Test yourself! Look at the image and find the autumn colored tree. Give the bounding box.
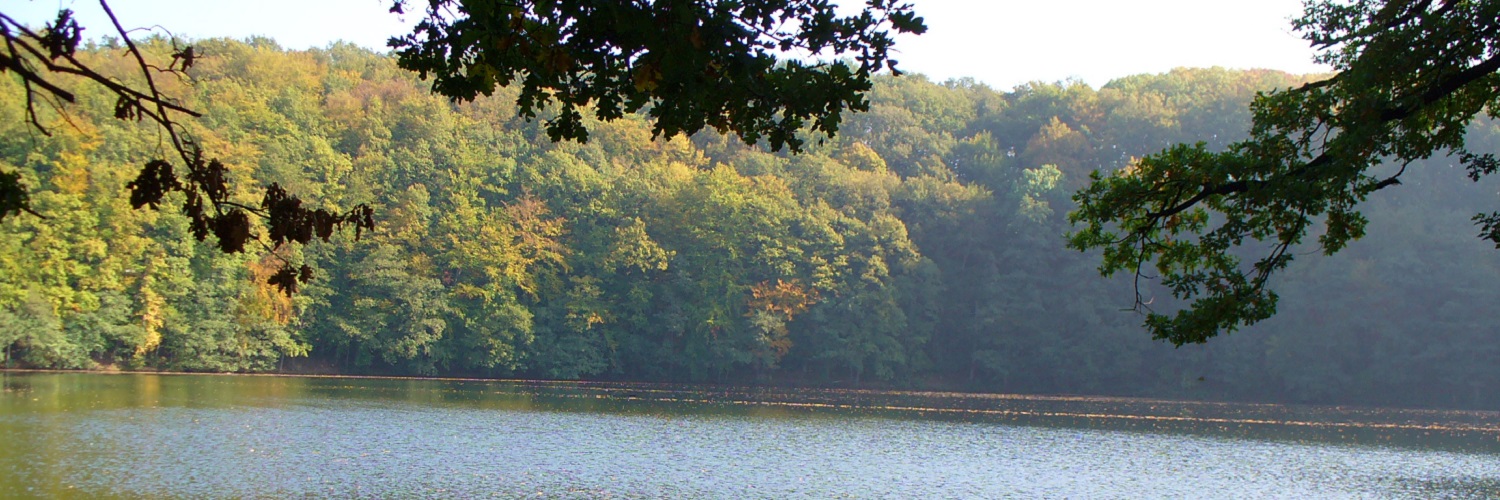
[2,0,924,292]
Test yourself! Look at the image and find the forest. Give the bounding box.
[3,38,1499,410]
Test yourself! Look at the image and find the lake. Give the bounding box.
[3,372,1499,498]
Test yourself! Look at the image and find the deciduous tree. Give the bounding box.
[2,0,924,291]
[1070,0,1500,344]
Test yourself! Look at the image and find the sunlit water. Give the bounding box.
[3,373,1499,498]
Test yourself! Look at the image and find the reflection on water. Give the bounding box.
[2,372,1499,498]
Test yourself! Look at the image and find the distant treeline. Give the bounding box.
[3,39,1498,410]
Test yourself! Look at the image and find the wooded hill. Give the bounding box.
[4,39,1498,410]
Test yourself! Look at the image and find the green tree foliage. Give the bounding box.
[3,0,923,293]
[4,40,1500,410]
[1070,0,1500,344]
[0,9,376,296]
[389,0,927,151]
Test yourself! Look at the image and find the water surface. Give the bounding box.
[3,372,1499,498]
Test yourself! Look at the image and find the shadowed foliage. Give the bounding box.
[1070,0,1500,344]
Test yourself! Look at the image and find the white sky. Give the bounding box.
[10,0,1330,91]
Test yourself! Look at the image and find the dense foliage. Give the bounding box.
[4,40,1499,410]
[390,0,926,151]
[1070,0,1500,344]
[4,0,921,295]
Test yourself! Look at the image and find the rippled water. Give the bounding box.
[3,373,1499,498]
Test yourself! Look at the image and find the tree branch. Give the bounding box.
[1379,52,1500,122]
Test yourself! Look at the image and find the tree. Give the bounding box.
[0,5,373,293]
[1,0,925,291]
[1069,0,1500,345]
[389,0,927,152]
[9,36,1500,406]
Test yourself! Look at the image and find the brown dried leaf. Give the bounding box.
[212,208,252,253]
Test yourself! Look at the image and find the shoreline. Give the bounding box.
[8,368,1500,440]
[6,366,1500,417]
[0,366,1169,402]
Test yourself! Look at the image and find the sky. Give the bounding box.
[11,0,1330,91]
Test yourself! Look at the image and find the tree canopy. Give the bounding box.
[7,44,1500,408]
[1,0,924,291]
[389,0,926,151]
[1069,0,1500,345]
[1,5,375,292]
[6,0,1500,368]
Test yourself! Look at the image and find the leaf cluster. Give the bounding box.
[388,0,925,152]
[1069,0,1500,344]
